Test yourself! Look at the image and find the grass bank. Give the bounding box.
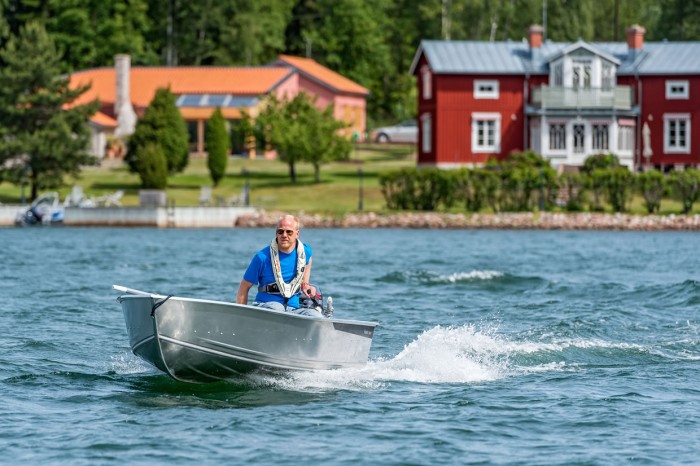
[0,144,416,214]
[1,143,697,215]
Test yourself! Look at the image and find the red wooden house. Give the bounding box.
[410,25,700,171]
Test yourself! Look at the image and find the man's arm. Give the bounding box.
[236,279,254,304]
[301,257,316,297]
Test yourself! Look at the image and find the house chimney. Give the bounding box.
[114,54,137,137]
[626,25,646,50]
[528,25,543,49]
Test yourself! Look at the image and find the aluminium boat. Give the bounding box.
[114,285,378,383]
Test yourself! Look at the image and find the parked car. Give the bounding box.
[371,119,417,143]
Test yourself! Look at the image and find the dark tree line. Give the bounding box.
[0,0,699,126]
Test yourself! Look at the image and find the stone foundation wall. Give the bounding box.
[236,211,700,231]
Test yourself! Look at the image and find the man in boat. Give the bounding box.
[236,214,331,318]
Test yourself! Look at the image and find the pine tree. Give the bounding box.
[0,21,98,201]
[126,87,189,174]
[205,108,229,186]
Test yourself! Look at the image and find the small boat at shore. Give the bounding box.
[15,192,64,226]
[113,285,378,383]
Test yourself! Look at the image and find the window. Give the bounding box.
[421,113,432,153]
[549,123,566,150]
[421,66,432,100]
[618,125,635,152]
[573,124,585,153]
[474,80,499,99]
[664,114,690,153]
[666,80,689,100]
[471,113,501,152]
[553,63,563,87]
[602,63,614,89]
[572,60,592,89]
[592,124,609,151]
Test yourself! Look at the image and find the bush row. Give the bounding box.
[380,152,700,214]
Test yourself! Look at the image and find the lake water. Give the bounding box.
[1,227,699,465]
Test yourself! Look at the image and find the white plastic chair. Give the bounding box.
[104,190,124,207]
[199,186,212,206]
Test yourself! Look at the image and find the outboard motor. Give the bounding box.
[299,285,334,318]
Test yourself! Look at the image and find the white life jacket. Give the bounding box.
[269,237,306,299]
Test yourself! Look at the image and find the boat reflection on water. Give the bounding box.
[114,285,378,384]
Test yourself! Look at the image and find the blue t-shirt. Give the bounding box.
[243,242,312,308]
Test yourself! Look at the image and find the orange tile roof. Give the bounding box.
[90,111,117,128]
[276,55,369,95]
[70,67,294,109]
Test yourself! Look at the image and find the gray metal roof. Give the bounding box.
[412,39,700,76]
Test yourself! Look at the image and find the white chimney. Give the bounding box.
[114,54,137,137]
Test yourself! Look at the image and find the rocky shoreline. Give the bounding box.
[235,211,700,231]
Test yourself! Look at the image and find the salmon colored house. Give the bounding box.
[411,25,700,171]
[70,55,369,159]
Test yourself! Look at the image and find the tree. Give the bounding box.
[256,92,349,183]
[127,87,189,175]
[305,104,351,182]
[670,169,700,214]
[0,21,98,201]
[600,166,633,212]
[584,153,620,211]
[137,143,168,189]
[636,169,666,213]
[300,0,394,123]
[205,108,229,186]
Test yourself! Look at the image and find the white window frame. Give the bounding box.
[553,63,563,87]
[601,63,615,89]
[474,80,499,99]
[573,123,586,153]
[421,65,432,100]
[617,125,635,153]
[421,113,432,153]
[665,80,689,100]
[548,122,567,151]
[592,123,609,151]
[471,112,501,153]
[664,113,691,154]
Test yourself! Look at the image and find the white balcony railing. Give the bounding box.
[531,86,634,110]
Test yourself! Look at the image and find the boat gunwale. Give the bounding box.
[116,293,380,328]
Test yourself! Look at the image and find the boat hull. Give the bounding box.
[118,293,377,383]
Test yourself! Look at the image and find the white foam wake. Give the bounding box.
[433,270,503,283]
[260,325,514,391]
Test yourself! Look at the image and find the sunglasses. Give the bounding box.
[276,229,296,236]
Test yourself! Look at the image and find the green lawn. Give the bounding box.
[0,144,417,214]
[1,144,697,215]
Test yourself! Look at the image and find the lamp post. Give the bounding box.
[539,167,545,212]
[358,168,364,211]
[20,164,28,204]
[241,168,250,206]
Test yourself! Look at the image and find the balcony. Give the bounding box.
[531,85,634,110]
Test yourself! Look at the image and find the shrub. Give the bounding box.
[582,153,619,175]
[599,167,633,212]
[137,143,168,189]
[636,170,666,214]
[205,108,229,186]
[559,171,586,212]
[499,151,557,211]
[670,169,700,214]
